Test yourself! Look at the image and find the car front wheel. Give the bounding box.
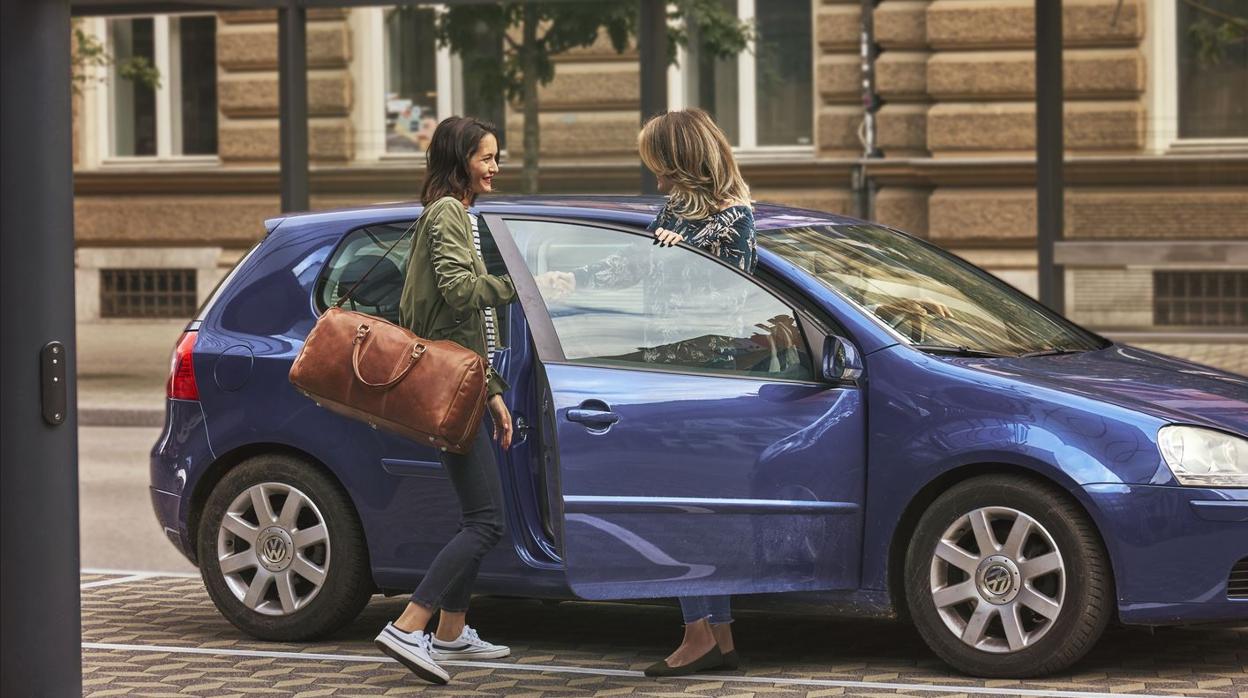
[198,453,373,641]
[904,475,1113,677]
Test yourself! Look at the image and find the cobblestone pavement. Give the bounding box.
[81,573,1247,698]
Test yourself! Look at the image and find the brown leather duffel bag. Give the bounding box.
[288,222,487,454]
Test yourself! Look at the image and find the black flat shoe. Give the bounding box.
[643,646,724,677]
[719,649,741,670]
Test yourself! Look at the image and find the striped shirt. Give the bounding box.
[468,214,497,366]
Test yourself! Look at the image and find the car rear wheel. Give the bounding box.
[904,475,1112,677]
[198,454,373,641]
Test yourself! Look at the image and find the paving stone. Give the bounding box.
[81,573,1246,696]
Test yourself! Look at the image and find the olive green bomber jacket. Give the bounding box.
[398,196,517,397]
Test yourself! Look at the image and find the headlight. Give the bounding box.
[1157,425,1248,487]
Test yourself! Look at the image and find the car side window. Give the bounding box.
[315,218,511,348]
[506,219,814,381]
[316,221,414,324]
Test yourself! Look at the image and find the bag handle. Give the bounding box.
[334,216,421,309]
[351,324,427,389]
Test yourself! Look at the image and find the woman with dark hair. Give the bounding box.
[373,116,515,685]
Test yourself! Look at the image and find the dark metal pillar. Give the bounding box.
[1035,0,1065,312]
[852,0,883,221]
[1,0,83,695]
[279,1,309,212]
[638,0,668,195]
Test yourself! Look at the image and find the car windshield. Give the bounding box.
[757,224,1107,356]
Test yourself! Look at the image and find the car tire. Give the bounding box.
[904,475,1112,678]
[198,453,374,641]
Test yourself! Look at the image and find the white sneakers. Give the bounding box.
[431,625,511,661]
[374,623,449,685]
[375,623,510,684]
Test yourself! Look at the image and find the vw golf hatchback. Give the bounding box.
[152,197,1248,677]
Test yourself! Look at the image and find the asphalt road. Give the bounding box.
[79,425,197,574]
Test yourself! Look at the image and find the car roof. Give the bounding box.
[265,195,866,234]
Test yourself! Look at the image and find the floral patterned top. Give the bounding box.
[647,201,758,274]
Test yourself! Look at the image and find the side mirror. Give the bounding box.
[822,335,863,383]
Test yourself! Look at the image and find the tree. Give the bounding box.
[428,1,752,194]
[72,25,161,95]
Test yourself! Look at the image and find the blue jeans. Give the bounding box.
[679,595,732,624]
[409,424,506,613]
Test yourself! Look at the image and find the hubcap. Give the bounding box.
[929,507,1065,654]
[976,555,1021,604]
[257,527,294,572]
[217,482,331,616]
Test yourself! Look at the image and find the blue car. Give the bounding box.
[152,197,1248,677]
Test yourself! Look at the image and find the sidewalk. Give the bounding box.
[1129,341,1248,376]
[76,321,1247,428]
[78,571,1248,698]
[78,320,185,427]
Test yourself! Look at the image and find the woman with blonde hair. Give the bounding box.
[528,108,757,675]
[642,108,756,274]
[640,108,754,676]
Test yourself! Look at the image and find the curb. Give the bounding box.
[79,407,164,427]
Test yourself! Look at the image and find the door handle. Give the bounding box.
[511,413,531,446]
[566,400,620,427]
[566,409,620,426]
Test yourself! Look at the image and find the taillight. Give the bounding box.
[167,331,199,400]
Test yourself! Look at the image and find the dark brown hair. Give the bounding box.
[420,116,500,206]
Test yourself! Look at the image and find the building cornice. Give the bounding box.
[73,154,1248,196]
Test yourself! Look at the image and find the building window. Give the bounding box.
[674,0,813,150]
[109,18,157,156]
[385,7,440,153]
[1154,271,1248,327]
[1176,0,1248,139]
[101,269,198,318]
[357,6,506,158]
[105,15,218,158]
[1149,1,1248,150]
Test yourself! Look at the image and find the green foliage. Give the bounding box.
[429,1,753,103]
[72,26,161,95]
[117,56,161,91]
[1182,0,1247,67]
[397,2,752,193]
[667,0,753,66]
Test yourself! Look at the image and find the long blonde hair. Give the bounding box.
[638,108,751,220]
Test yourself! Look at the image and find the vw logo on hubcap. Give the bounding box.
[263,538,285,564]
[976,555,1021,604]
[256,527,294,572]
[983,566,1012,595]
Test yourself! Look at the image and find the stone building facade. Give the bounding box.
[72,0,1247,337]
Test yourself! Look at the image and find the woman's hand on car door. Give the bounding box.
[488,394,513,450]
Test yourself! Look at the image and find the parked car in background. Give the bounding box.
[152,197,1248,677]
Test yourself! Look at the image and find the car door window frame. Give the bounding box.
[754,266,855,371]
[486,214,831,387]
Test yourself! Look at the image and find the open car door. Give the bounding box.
[486,214,867,600]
